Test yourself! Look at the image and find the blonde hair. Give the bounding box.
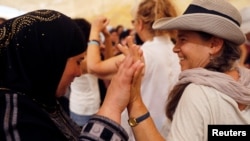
[136,0,177,37]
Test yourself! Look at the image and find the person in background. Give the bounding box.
[69,18,102,127]
[69,17,116,127]
[107,27,121,56]
[109,28,119,46]
[119,29,134,46]
[239,6,250,68]
[116,24,124,37]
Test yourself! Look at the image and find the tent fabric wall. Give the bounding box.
[0,0,249,28]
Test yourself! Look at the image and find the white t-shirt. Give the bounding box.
[69,74,101,115]
[162,83,250,141]
[121,35,181,140]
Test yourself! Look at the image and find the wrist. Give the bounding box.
[88,39,100,46]
[90,28,101,34]
[97,103,122,124]
[90,29,101,40]
[128,111,150,127]
[127,98,148,120]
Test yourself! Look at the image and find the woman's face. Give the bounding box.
[173,30,212,71]
[56,52,85,97]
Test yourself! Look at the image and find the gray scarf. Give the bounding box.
[176,67,250,105]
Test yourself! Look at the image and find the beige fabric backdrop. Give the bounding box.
[0,0,249,28]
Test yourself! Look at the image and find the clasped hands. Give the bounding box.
[98,35,144,121]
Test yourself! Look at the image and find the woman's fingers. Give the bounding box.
[117,43,129,56]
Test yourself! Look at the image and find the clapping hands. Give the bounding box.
[97,37,144,123]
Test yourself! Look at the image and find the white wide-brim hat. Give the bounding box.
[152,0,246,46]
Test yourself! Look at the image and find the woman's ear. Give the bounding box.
[137,19,144,31]
[210,37,224,55]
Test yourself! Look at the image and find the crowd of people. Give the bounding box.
[0,0,250,141]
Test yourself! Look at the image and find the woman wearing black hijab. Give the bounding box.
[0,10,86,141]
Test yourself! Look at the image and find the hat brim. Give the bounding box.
[153,13,246,45]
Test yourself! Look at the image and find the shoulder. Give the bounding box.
[182,83,228,102]
[181,83,207,100]
[167,84,210,141]
[178,83,216,109]
[182,83,219,97]
[178,83,230,114]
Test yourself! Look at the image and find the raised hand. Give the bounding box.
[97,46,144,123]
[91,16,109,34]
[117,36,144,104]
[117,36,143,59]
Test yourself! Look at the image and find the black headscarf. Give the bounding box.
[0,10,86,107]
